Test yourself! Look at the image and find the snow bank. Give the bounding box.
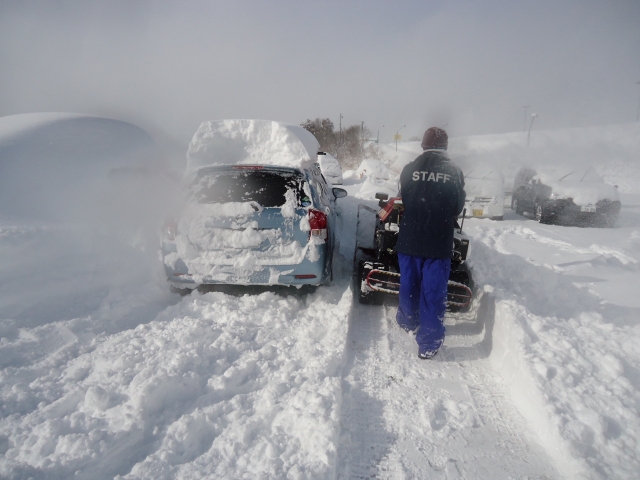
[351,159,398,201]
[0,244,351,479]
[186,120,320,171]
[355,158,390,180]
[354,176,399,202]
[468,222,640,479]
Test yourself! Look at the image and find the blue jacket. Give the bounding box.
[396,149,465,258]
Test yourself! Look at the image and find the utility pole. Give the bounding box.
[395,125,406,152]
[376,125,384,156]
[360,121,365,157]
[523,105,530,132]
[339,113,343,159]
[636,81,640,121]
[527,113,538,147]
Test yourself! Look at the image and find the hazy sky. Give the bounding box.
[1,0,640,151]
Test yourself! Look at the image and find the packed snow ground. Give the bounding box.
[1,120,640,478]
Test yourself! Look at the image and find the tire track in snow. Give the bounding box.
[337,294,560,479]
[337,303,395,480]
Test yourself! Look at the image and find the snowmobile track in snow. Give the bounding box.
[337,293,560,479]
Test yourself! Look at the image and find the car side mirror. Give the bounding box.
[333,188,347,199]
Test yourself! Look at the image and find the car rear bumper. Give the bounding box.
[543,199,620,226]
[462,201,504,219]
[163,244,330,287]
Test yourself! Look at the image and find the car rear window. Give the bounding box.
[190,170,304,207]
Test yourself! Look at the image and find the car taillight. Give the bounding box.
[165,217,177,240]
[308,209,327,242]
[232,165,264,170]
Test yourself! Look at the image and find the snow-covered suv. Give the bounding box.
[162,119,347,291]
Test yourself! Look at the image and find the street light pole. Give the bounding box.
[527,113,538,147]
[523,105,530,132]
[395,125,406,152]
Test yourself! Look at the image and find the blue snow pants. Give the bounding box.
[396,253,450,354]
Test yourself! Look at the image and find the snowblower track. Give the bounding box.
[337,294,560,479]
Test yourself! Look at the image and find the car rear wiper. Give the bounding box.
[580,167,592,182]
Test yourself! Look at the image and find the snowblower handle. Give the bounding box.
[459,208,466,234]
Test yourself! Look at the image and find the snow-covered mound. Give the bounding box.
[354,176,398,202]
[186,120,320,171]
[0,113,162,221]
[351,159,398,201]
[355,158,390,180]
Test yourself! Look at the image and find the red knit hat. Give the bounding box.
[421,127,448,150]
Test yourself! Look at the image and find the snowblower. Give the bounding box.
[354,193,473,310]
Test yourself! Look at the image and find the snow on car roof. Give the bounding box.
[186,119,320,172]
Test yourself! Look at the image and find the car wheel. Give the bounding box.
[604,215,617,228]
[535,203,552,224]
[511,196,523,215]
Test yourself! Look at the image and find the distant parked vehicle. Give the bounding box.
[511,166,620,227]
[317,151,343,184]
[462,168,504,220]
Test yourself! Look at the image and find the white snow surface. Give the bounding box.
[186,120,320,171]
[2,120,640,479]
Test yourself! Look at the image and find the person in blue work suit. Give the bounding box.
[395,127,466,359]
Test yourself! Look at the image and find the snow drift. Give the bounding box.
[0,113,165,222]
[186,120,320,172]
